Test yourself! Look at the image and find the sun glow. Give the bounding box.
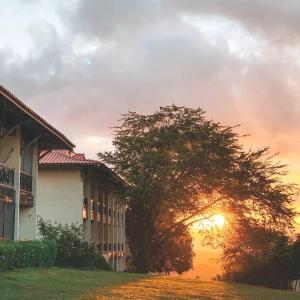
[192,214,226,231]
[213,214,225,227]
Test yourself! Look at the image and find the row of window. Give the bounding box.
[83,197,124,225]
[97,242,124,253]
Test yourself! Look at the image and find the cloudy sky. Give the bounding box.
[2,0,300,197]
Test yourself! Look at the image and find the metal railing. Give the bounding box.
[20,171,33,207]
[20,171,32,193]
[0,163,14,187]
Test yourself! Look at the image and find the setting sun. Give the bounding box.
[192,214,226,231]
[213,214,225,227]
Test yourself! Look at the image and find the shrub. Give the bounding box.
[0,242,17,271]
[96,254,112,271]
[15,240,57,268]
[38,218,111,271]
[0,240,57,272]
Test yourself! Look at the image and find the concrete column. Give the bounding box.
[112,193,115,270]
[13,157,21,241]
[13,127,21,241]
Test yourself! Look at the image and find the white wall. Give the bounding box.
[37,168,83,227]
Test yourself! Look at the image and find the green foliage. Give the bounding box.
[0,241,17,271]
[38,218,111,271]
[95,255,112,271]
[0,240,56,272]
[220,227,294,289]
[290,234,300,280]
[99,105,296,273]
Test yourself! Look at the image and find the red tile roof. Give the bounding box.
[40,150,98,165]
[40,150,127,185]
[0,85,75,149]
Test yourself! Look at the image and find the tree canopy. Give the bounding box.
[99,105,296,273]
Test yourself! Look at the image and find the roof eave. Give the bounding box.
[0,86,75,150]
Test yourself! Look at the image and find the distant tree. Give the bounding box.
[99,105,296,273]
[221,226,293,289]
[290,234,300,281]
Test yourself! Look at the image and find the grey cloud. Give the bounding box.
[165,0,300,45]
[67,0,164,40]
[2,0,300,162]
[66,0,300,45]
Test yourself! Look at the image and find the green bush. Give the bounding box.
[96,255,112,271]
[0,242,17,271]
[38,218,112,271]
[0,240,57,272]
[15,240,57,268]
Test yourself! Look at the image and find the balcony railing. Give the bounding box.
[20,172,33,207]
[0,163,14,188]
[20,171,32,193]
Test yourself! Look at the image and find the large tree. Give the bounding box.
[99,105,296,273]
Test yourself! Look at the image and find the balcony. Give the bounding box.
[20,171,33,207]
[0,163,14,188]
[20,171,32,192]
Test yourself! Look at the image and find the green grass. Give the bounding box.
[82,277,300,300]
[0,268,299,300]
[0,268,145,300]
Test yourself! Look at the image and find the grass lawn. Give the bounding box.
[0,268,299,300]
[0,268,145,300]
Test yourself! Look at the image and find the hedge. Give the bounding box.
[0,240,57,272]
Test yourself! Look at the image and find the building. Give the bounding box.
[0,85,74,241]
[37,150,126,271]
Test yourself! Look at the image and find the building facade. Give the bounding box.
[0,85,74,241]
[37,150,126,271]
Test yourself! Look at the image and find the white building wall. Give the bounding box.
[36,168,83,227]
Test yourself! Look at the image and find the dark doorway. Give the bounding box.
[0,187,15,240]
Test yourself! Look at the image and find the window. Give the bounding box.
[21,134,33,175]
